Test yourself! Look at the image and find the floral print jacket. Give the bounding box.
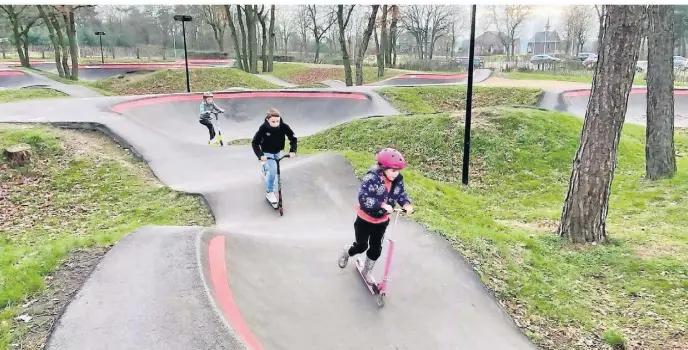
[358,167,411,219]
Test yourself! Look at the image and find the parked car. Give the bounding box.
[577,52,596,61]
[582,54,598,69]
[453,56,483,69]
[673,56,686,70]
[530,54,561,65]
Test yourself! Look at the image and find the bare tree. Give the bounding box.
[377,5,388,77]
[356,5,379,85]
[387,5,399,67]
[487,5,532,60]
[256,5,269,72]
[1,5,40,68]
[268,5,275,72]
[561,6,595,54]
[36,5,63,76]
[337,5,356,86]
[236,5,250,71]
[202,5,227,51]
[400,5,452,60]
[275,6,293,56]
[645,5,677,179]
[295,6,309,59]
[447,6,467,58]
[224,5,244,71]
[305,5,337,63]
[558,5,647,244]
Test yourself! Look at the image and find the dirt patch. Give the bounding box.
[111,70,155,83]
[285,68,342,84]
[497,219,559,233]
[9,246,111,350]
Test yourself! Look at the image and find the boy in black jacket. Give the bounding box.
[251,108,297,204]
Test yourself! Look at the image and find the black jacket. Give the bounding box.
[251,120,297,158]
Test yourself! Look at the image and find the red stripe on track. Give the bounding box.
[208,235,264,350]
[0,70,25,76]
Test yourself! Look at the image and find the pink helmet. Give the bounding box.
[376,148,406,169]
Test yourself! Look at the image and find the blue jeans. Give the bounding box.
[263,152,280,193]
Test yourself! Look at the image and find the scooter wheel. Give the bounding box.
[376,293,385,308]
[278,207,283,216]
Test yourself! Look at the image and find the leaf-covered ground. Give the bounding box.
[89,68,280,95]
[266,62,407,85]
[299,109,688,350]
[0,124,213,348]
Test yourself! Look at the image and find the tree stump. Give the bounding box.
[3,143,32,167]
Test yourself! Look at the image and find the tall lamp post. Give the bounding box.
[462,5,477,186]
[94,31,105,64]
[173,14,193,93]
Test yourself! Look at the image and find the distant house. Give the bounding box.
[466,31,521,56]
[527,20,565,55]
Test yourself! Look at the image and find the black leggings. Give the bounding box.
[348,216,390,261]
[199,119,215,140]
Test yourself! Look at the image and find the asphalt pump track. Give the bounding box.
[3,79,686,350]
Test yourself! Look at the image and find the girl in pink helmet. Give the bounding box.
[337,147,414,284]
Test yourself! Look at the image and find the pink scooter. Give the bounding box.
[354,207,406,308]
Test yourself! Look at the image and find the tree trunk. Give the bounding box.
[10,23,29,67]
[247,5,259,74]
[37,6,64,77]
[268,5,275,72]
[355,5,379,86]
[337,5,354,86]
[387,5,397,67]
[373,26,384,77]
[646,5,677,180]
[63,9,79,80]
[557,5,646,244]
[236,5,250,72]
[51,13,70,77]
[379,5,388,77]
[258,11,268,73]
[225,5,244,71]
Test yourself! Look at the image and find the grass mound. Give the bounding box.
[267,62,405,85]
[0,124,213,347]
[300,108,688,349]
[90,68,279,95]
[378,86,543,113]
[0,88,68,103]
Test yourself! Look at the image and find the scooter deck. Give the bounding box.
[355,257,380,295]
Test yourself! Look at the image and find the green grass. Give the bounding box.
[0,125,213,347]
[21,68,114,96]
[378,86,543,113]
[266,62,407,85]
[89,68,279,95]
[0,88,68,103]
[298,109,688,349]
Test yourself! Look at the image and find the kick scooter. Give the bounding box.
[263,153,292,216]
[211,110,225,147]
[355,207,407,308]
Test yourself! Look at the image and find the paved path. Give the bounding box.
[2,67,683,349]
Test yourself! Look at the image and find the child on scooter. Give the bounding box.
[199,92,225,144]
[338,147,414,284]
[251,108,297,204]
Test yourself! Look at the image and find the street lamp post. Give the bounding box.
[94,31,105,64]
[173,14,193,93]
[462,5,477,186]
